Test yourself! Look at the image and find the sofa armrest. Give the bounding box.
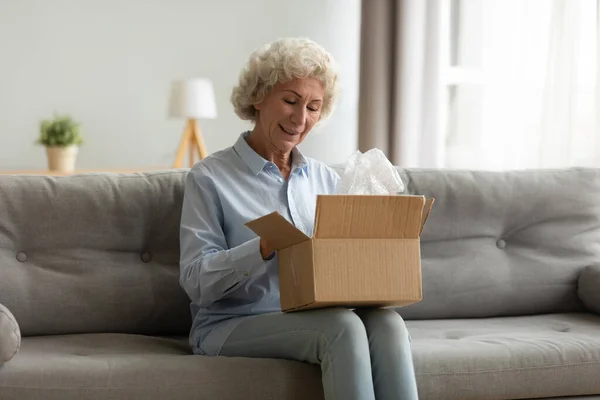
[0,302,21,366]
[578,265,600,315]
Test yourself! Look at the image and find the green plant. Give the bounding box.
[37,113,84,147]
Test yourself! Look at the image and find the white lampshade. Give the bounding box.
[168,78,217,119]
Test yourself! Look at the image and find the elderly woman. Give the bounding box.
[179,38,419,400]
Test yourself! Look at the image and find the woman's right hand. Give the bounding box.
[260,237,275,260]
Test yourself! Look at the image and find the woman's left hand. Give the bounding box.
[259,237,275,260]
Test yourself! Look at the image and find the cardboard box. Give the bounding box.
[246,194,434,312]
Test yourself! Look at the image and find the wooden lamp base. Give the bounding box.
[173,119,208,168]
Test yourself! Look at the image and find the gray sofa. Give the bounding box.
[1,166,600,400]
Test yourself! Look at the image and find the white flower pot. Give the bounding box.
[46,146,79,172]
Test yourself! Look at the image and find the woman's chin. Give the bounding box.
[275,142,296,154]
[272,133,301,150]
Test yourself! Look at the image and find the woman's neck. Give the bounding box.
[246,129,292,177]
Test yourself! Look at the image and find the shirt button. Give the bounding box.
[496,239,507,249]
[141,252,152,262]
[16,252,27,262]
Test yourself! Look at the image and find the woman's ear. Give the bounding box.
[253,102,262,111]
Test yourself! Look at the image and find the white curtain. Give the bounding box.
[393,0,445,168]
[447,0,599,170]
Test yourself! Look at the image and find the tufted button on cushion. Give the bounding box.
[15,252,27,262]
[496,239,507,249]
[140,252,152,263]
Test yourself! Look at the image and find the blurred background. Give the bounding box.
[0,0,597,172]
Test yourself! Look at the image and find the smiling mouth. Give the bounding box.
[279,124,301,135]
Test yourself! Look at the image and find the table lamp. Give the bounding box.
[168,78,217,168]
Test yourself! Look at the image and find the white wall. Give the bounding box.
[0,0,360,170]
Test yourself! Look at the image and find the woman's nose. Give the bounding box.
[290,105,306,125]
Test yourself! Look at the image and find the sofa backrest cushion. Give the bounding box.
[0,171,192,336]
[392,167,600,319]
[3,166,599,335]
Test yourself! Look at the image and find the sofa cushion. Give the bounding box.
[0,171,192,337]
[579,265,600,314]
[407,312,600,400]
[2,315,599,400]
[394,167,600,319]
[0,303,20,365]
[0,333,323,400]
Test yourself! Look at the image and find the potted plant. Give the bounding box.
[37,113,84,172]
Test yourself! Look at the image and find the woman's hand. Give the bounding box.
[260,237,275,260]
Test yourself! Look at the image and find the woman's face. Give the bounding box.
[253,77,325,154]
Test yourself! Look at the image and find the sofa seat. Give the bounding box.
[3,314,600,400]
[407,312,600,400]
[0,333,323,400]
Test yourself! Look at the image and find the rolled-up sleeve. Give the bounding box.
[179,167,266,307]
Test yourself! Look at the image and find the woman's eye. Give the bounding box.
[307,106,319,112]
[284,99,295,105]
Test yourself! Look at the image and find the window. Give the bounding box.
[442,0,598,170]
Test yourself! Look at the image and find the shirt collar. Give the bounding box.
[233,132,268,175]
[233,131,310,176]
[291,146,310,177]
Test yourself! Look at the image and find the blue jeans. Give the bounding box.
[219,307,419,400]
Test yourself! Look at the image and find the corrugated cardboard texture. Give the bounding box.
[245,211,310,250]
[278,240,315,311]
[312,238,422,303]
[314,195,425,239]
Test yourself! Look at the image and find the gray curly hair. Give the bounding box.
[231,37,340,122]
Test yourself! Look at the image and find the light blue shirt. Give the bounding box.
[179,131,340,356]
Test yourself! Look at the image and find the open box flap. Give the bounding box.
[313,195,427,239]
[420,197,435,235]
[245,211,311,250]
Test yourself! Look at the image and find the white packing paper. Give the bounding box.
[335,148,405,195]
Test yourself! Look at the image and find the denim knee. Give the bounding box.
[358,309,411,344]
[316,308,369,347]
